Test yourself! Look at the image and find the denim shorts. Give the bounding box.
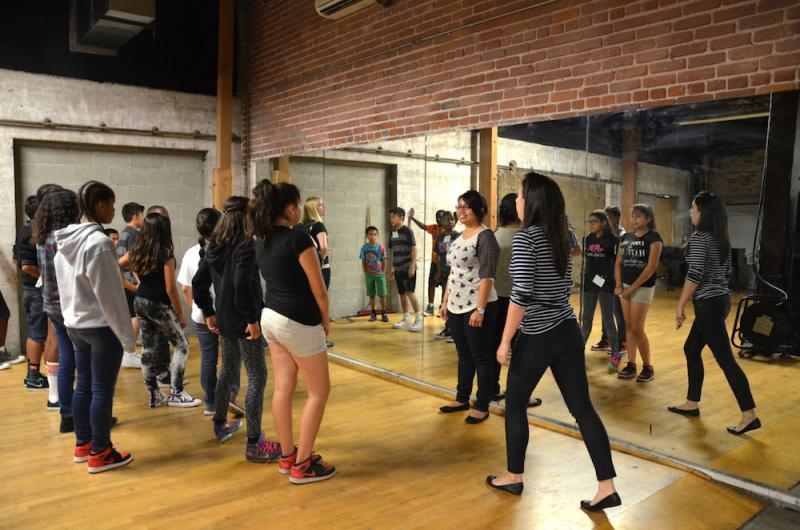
[23,286,47,343]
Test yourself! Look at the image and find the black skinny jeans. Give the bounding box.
[448,302,498,412]
[505,319,616,480]
[684,295,755,411]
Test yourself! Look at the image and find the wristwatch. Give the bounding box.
[475,307,485,315]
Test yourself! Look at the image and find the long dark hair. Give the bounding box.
[249,179,301,240]
[210,197,250,247]
[195,208,222,258]
[129,212,174,276]
[498,193,520,226]
[77,181,115,221]
[520,171,570,276]
[632,203,656,230]
[31,190,79,245]
[458,190,488,223]
[693,191,731,263]
[588,209,614,241]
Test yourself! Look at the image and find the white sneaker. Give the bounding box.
[409,321,423,332]
[393,319,411,329]
[0,362,9,371]
[168,391,201,408]
[203,404,215,416]
[121,352,141,369]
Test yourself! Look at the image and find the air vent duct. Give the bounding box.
[70,0,155,56]
[316,0,390,20]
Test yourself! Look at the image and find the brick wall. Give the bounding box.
[709,148,765,201]
[248,0,799,159]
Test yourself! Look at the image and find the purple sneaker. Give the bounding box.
[214,419,242,444]
[246,432,281,463]
[608,352,623,373]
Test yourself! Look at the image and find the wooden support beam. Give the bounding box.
[479,127,498,230]
[272,156,292,183]
[213,0,234,210]
[621,112,639,231]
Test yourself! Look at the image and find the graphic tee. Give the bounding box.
[620,230,663,287]
[359,243,385,275]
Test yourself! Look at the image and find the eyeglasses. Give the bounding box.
[586,219,601,224]
[455,204,471,211]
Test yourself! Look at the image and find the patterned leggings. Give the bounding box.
[214,335,267,441]
[134,297,189,394]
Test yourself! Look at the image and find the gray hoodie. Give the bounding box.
[54,222,136,353]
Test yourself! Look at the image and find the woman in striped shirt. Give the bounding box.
[487,172,620,512]
[670,191,759,435]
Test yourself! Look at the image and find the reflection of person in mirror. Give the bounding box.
[438,190,499,424]
[303,197,330,289]
[669,191,759,436]
[407,207,447,315]
[488,172,619,512]
[592,205,628,355]
[387,207,423,332]
[359,226,389,323]
[433,212,457,342]
[614,204,663,383]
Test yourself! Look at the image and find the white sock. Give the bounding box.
[415,312,423,323]
[402,312,410,321]
[46,362,59,403]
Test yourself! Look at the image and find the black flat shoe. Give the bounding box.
[580,492,622,512]
[493,392,506,402]
[727,417,761,435]
[486,475,523,496]
[439,402,469,413]
[465,412,490,424]
[668,406,700,417]
[528,398,543,408]
[111,416,118,429]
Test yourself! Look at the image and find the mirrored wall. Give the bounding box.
[264,92,799,491]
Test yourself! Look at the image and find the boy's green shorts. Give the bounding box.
[365,273,388,297]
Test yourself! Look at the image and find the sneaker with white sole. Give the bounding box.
[290,453,336,484]
[87,445,133,474]
[409,321,423,332]
[203,404,215,416]
[0,349,25,365]
[0,362,9,371]
[47,399,59,412]
[393,319,410,329]
[121,352,141,369]
[168,390,201,408]
[148,389,168,408]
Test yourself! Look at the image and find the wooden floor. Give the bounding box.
[0,343,765,529]
[329,290,800,491]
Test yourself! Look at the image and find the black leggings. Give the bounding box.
[684,295,755,411]
[448,302,498,412]
[505,319,616,480]
[490,297,511,395]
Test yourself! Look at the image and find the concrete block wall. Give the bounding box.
[0,69,242,351]
[248,0,800,158]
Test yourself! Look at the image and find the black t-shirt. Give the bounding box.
[257,226,322,326]
[14,223,38,288]
[136,253,172,305]
[620,230,663,287]
[583,233,617,292]
[307,221,329,266]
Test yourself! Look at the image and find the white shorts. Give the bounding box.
[260,308,327,358]
[622,283,655,305]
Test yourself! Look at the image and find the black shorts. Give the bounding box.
[125,289,137,318]
[428,262,440,289]
[0,289,9,320]
[394,270,417,295]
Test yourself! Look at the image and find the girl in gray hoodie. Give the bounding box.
[55,181,135,474]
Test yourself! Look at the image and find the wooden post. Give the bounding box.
[621,112,639,231]
[272,156,292,183]
[479,127,498,230]
[213,0,234,210]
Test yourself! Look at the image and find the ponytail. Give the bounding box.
[195,207,222,258]
[77,180,115,222]
[249,179,301,240]
[210,197,249,247]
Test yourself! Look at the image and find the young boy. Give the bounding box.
[407,208,447,315]
[359,226,389,322]
[104,227,119,247]
[13,196,48,389]
[386,207,422,332]
[117,202,144,369]
[433,212,457,341]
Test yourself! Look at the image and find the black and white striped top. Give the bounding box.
[510,225,576,334]
[685,231,731,301]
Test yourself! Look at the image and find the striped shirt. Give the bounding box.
[510,225,576,335]
[388,225,415,271]
[685,231,731,301]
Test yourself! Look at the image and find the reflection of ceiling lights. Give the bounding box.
[676,112,769,126]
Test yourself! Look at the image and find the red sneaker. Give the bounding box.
[279,447,321,475]
[87,446,133,474]
[74,442,91,463]
[290,454,336,485]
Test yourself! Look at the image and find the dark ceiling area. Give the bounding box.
[0,1,227,96]
[499,96,772,171]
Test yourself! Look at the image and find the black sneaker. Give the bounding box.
[617,362,637,380]
[381,313,389,323]
[591,340,610,352]
[636,364,655,383]
[24,372,49,391]
[368,313,377,322]
[47,399,59,412]
[60,415,74,433]
[290,454,336,484]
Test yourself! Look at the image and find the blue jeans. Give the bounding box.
[48,313,75,419]
[67,327,123,453]
[193,321,240,407]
